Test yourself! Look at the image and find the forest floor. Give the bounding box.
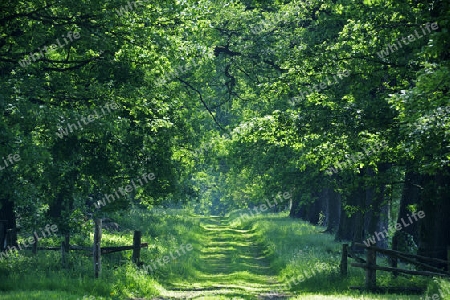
[0,209,440,299]
[149,214,437,300]
[153,216,291,299]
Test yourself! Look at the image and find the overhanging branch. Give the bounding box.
[177,78,227,133]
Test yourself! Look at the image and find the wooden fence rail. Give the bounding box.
[25,243,148,254]
[340,243,450,293]
[14,218,148,278]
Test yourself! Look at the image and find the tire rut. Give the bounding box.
[153,217,292,299]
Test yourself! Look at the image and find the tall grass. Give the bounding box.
[230,209,449,299]
[0,208,203,299]
[1,208,448,299]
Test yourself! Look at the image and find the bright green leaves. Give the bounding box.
[388,62,450,173]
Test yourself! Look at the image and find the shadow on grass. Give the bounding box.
[158,217,286,298]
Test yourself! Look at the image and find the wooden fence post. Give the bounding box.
[365,247,376,290]
[61,241,67,268]
[391,234,398,277]
[132,231,141,265]
[94,218,102,278]
[340,243,348,276]
[32,234,38,254]
[64,234,70,253]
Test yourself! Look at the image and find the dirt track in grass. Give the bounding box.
[152,216,292,300]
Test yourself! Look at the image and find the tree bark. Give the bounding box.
[325,188,341,233]
[417,168,450,269]
[392,168,422,254]
[289,190,302,218]
[335,173,365,244]
[305,192,324,224]
[365,166,389,249]
[0,198,17,250]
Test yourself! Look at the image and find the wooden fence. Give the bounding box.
[6,218,147,278]
[340,243,450,293]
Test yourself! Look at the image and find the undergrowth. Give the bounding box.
[229,209,449,299]
[0,208,202,299]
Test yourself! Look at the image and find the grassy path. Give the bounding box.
[155,216,291,299]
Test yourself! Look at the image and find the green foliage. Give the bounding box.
[238,211,436,299]
[0,209,200,299]
[1,0,450,297]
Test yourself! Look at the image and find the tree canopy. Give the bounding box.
[1,0,449,260]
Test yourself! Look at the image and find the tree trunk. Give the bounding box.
[0,198,17,250]
[335,173,365,244]
[417,168,450,269]
[392,168,422,254]
[289,190,302,218]
[48,192,73,240]
[365,166,389,249]
[305,192,324,225]
[365,185,388,248]
[325,188,341,233]
[0,221,6,251]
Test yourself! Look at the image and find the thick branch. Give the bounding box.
[177,78,227,133]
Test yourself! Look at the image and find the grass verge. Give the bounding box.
[0,208,202,299]
[228,209,450,300]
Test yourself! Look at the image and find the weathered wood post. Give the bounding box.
[340,243,348,276]
[32,233,38,254]
[94,218,102,278]
[64,234,70,253]
[61,241,67,268]
[132,230,141,265]
[365,247,376,290]
[391,235,398,277]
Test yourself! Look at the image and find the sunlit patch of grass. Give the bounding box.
[231,210,449,299]
[0,208,202,299]
[422,278,450,300]
[100,232,132,246]
[0,290,101,300]
[289,295,422,299]
[0,266,118,299]
[2,209,449,299]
